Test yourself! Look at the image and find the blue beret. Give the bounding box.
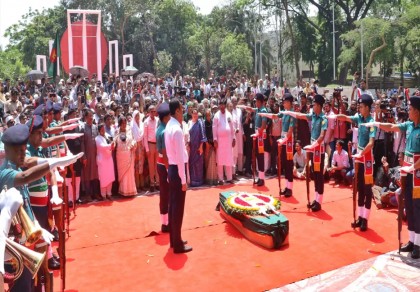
[357,94,373,107]
[26,115,43,133]
[409,96,420,110]
[256,93,264,102]
[283,93,294,102]
[157,103,170,119]
[46,100,53,113]
[313,94,325,106]
[33,105,46,116]
[1,124,30,145]
[53,103,62,114]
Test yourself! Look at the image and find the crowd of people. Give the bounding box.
[0,68,419,289]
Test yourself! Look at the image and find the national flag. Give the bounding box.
[48,31,61,79]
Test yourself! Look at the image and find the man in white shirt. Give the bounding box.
[143,105,159,192]
[165,98,192,254]
[328,140,350,184]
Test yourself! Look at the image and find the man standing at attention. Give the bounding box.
[165,99,192,253]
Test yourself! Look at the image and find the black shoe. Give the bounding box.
[307,200,317,209]
[48,257,60,270]
[351,216,363,229]
[68,201,74,208]
[174,245,193,254]
[218,181,224,185]
[284,188,292,198]
[52,253,59,261]
[256,179,264,186]
[360,218,368,231]
[76,198,87,205]
[161,224,169,233]
[411,245,420,259]
[280,188,287,195]
[52,228,59,242]
[311,201,321,212]
[170,240,188,248]
[401,241,414,252]
[226,180,234,184]
[149,186,155,192]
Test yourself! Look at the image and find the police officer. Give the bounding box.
[282,94,328,211]
[0,124,82,291]
[156,103,171,233]
[365,96,420,258]
[258,93,296,197]
[331,94,376,231]
[240,93,269,186]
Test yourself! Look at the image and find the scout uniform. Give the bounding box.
[254,94,269,186]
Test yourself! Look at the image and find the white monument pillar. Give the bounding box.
[109,40,119,77]
[36,55,47,73]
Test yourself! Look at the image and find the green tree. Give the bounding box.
[153,50,173,77]
[0,48,31,81]
[220,34,253,73]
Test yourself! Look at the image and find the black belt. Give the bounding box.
[148,141,156,144]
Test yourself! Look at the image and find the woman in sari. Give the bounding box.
[188,109,207,187]
[115,116,137,196]
[95,123,115,200]
[131,110,145,192]
[204,109,218,185]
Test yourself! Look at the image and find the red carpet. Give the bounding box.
[53,177,405,291]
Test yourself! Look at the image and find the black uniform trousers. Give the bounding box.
[157,163,169,215]
[310,152,325,195]
[405,173,420,233]
[168,164,186,249]
[281,144,294,183]
[357,163,373,209]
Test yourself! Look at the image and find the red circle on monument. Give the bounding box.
[60,21,108,79]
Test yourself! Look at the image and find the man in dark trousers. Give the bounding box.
[156,103,171,233]
[164,99,191,253]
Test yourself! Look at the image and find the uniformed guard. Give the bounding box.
[0,124,82,291]
[282,94,327,211]
[258,93,296,197]
[240,93,269,186]
[365,96,420,258]
[156,103,171,233]
[331,94,376,231]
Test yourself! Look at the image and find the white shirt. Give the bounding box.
[143,116,158,151]
[165,117,188,184]
[332,149,349,168]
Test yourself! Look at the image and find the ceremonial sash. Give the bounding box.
[313,144,325,172]
[414,155,420,198]
[257,130,266,154]
[286,139,293,160]
[355,146,373,184]
[404,152,420,199]
[281,131,293,160]
[157,153,165,165]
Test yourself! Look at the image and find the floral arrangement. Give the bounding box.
[223,192,281,216]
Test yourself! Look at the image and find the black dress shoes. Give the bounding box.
[257,179,265,186]
[48,257,60,270]
[360,218,368,232]
[174,245,193,254]
[351,216,363,228]
[52,228,59,242]
[280,188,287,195]
[411,245,420,259]
[311,201,321,212]
[307,200,316,209]
[68,201,74,208]
[400,241,414,252]
[161,224,170,233]
[170,240,188,248]
[283,188,292,198]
